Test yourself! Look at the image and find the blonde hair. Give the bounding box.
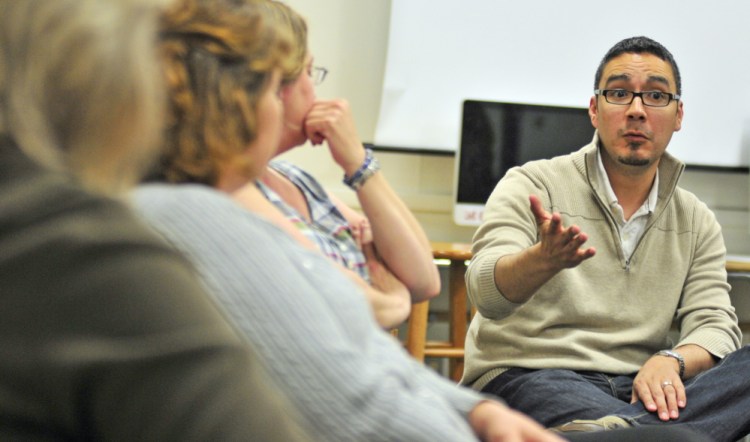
[0,0,166,193]
[155,0,294,186]
[263,1,308,85]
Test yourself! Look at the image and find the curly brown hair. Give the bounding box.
[155,0,293,186]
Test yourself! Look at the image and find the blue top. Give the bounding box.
[260,160,369,281]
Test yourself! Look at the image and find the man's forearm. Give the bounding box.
[674,344,717,379]
[494,244,563,303]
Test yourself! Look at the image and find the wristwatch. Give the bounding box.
[655,349,685,379]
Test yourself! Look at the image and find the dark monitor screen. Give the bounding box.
[454,100,595,225]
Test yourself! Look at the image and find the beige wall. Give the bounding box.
[280,0,750,253]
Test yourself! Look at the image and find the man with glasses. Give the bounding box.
[462,36,750,440]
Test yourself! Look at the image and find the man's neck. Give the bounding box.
[600,152,658,220]
[598,141,659,220]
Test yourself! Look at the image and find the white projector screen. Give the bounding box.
[374,0,750,168]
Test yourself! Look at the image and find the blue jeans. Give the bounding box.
[481,345,750,442]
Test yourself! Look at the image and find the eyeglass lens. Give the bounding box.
[312,66,327,85]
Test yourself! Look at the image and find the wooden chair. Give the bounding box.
[404,242,474,382]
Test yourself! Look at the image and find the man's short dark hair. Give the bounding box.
[594,36,681,96]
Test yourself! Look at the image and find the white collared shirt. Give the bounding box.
[596,149,659,260]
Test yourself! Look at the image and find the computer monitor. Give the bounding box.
[454,100,596,226]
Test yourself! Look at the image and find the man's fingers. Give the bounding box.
[650,385,670,421]
[633,375,685,422]
[662,384,680,419]
[548,213,562,233]
[632,384,657,413]
[529,195,550,224]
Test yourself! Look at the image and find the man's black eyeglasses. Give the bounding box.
[594,89,680,107]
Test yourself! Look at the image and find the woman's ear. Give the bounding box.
[278,82,293,102]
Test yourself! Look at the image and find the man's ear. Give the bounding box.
[589,96,599,129]
[674,100,684,132]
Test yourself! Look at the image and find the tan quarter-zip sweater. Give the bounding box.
[462,138,742,390]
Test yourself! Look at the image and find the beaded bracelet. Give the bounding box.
[343,149,380,190]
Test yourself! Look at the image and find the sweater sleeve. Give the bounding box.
[676,199,742,357]
[133,185,486,442]
[466,167,545,319]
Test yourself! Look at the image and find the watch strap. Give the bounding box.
[656,349,685,379]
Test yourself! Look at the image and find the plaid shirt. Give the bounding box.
[258,160,370,282]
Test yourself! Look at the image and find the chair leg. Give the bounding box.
[447,260,468,381]
[405,301,429,362]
